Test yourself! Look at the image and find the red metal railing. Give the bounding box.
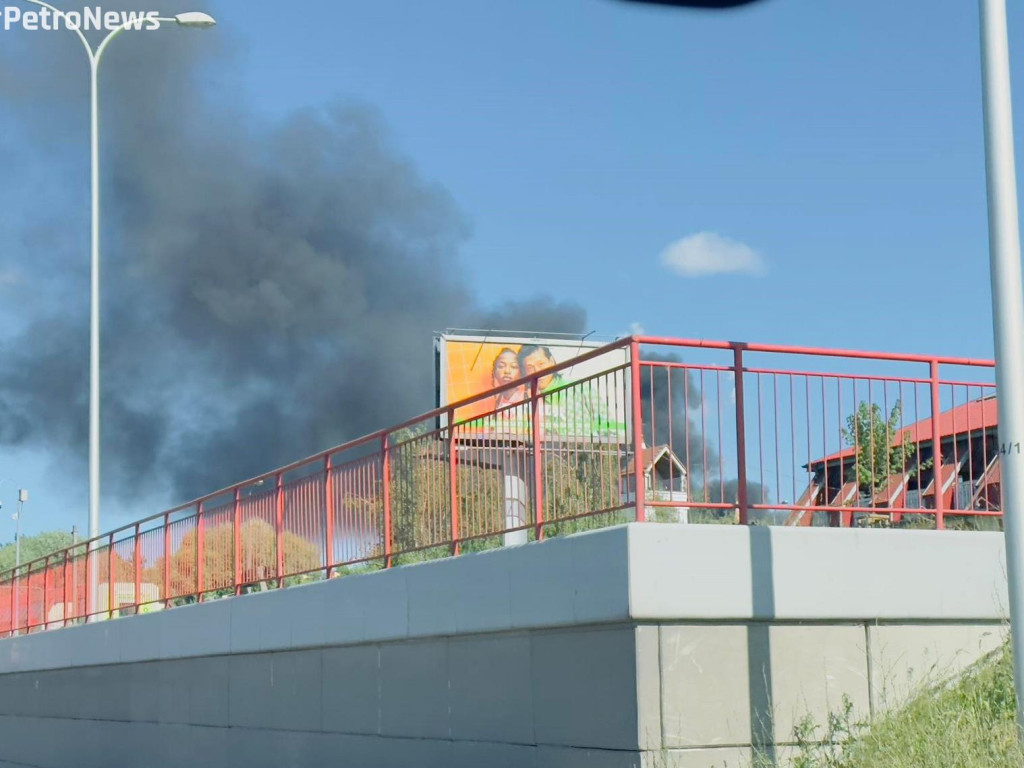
[0,337,1000,636]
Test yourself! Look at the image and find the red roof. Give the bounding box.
[922,461,962,497]
[811,397,998,469]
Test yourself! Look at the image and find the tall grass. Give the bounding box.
[785,643,1023,768]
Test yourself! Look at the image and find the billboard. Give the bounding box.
[435,333,629,441]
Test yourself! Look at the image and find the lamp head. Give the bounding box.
[175,11,217,28]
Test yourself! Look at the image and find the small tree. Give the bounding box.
[842,401,923,494]
[0,530,74,573]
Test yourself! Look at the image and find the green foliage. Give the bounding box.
[842,401,928,494]
[782,643,1024,768]
[0,530,74,573]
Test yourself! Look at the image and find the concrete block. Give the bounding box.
[269,649,323,732]
[128,661,162,723]
[571,527,631,623]
[509,535,577,627]
[186,656,231,726]
[61,622,120,669]
[767,624,870,744]
[0,673,37,718]
[286,582,328,649]
[449,633,533,744]
[646,746,754,768]
[767,528,1007,621]
[103,720,164,768]
[157,658,191,725]
[225,725,287,768]
[405,557,461,636]
[404,548,516,636]
[183,724,230,768]
[635,625,662,751]
[535,744,642,768]
[321,644,381,735]
[154,722,194,768]
[379,638,449,739]
[33,670,61,719]
[867,623,1003,713]
[160,600,231,660]
[86,663,133,721]
[230,583,329,654]
[228,653,274,728]
[369,735,455,768]
[532,626,639,750]
[322,567,408,646]
[118,612,164,663]
[450,740,538,768]
[628,525,753,621]
[453,551,514,633]
[660,625,751,749]
[229,588,293,654]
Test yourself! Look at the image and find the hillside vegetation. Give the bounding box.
[786,643,1023,768]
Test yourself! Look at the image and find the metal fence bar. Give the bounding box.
[931,359,946,530]
[630,339,645,522]
[733,346,749,525]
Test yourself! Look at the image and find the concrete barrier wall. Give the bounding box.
[0,525,1008,768]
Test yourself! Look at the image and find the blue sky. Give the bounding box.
[2,0,1024,535]
[218,0,1001,353]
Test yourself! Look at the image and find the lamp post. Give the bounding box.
[617,0,1024,740]
[16,2,215,547]
[13,490,27,570]
[17,2,215,618]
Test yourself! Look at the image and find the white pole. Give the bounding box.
[979,0,1024,737]
[14,497,22,570]
[89,58,100,546]
[86,55,102,618]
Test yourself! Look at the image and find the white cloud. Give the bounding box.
[660,232,766,277]
[628,321,645,336]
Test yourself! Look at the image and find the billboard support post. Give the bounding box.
[448,409,460,556]
[531,378,545,539]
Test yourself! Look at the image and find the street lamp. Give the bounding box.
[16,2,216,549]
[616,0,1024,740]
[12,490,27,571]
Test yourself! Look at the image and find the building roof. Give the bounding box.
[809,396,998,470]
[622,445,687,477]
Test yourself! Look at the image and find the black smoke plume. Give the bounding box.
[0,2,584,505]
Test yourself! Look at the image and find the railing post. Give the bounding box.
[84,540,92,620]
[196,502,205,601]
[733,345,750,525]
[41,558,50,632]
[630,340,646,522]
[531,378,546,538]
[234,488,242,594]
[162,512,171,607]
[448,409,460,556]
[62,550,70,628]
[11,569,17,634]
[275,473,285,584]
[133,523,142,614]
[324,455,334,578]
[107,533,115,618]
[930,359,945,530]
[381,434,393,568]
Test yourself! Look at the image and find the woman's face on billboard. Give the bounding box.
[493,350,520,386]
